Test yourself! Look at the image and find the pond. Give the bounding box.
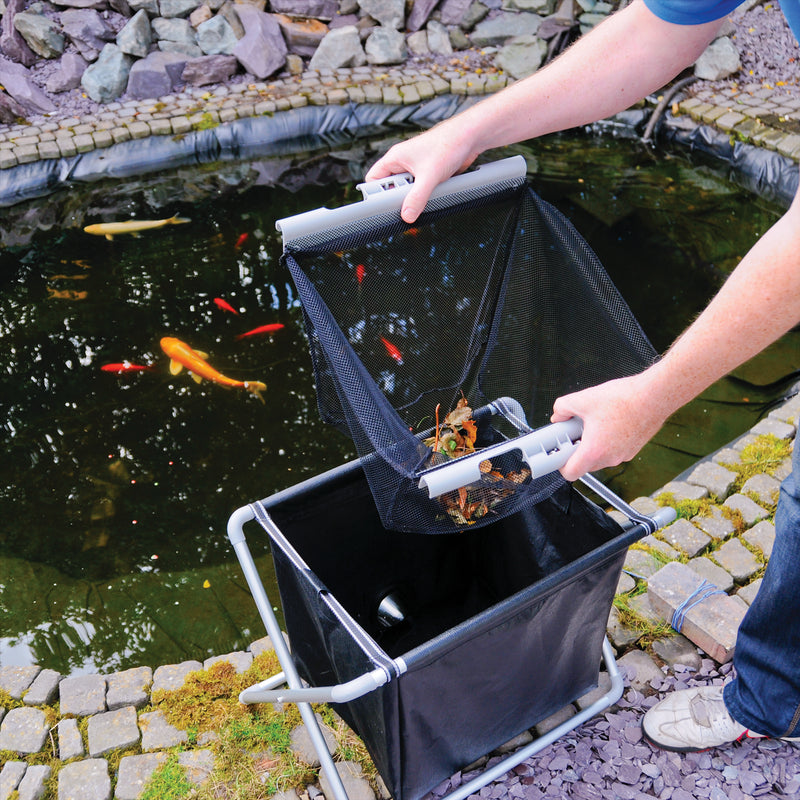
[1,128,797,675]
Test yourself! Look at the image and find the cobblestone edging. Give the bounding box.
[1,393,797,800]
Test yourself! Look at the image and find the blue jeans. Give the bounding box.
[724,440,800,737]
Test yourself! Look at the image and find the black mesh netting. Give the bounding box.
[283,182,656,533]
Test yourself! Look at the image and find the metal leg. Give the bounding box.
[227,506,352,800]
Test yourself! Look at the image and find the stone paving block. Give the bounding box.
[533,703,576,737]
[628,591,662,624]
[687,556,735,593]
[319,761,375,800]
[106,666,152,710]
[750,417,796,439]
[617,650,663,691]
[203,650,252,674]
[623,548,664,579]
[685,460,737,499]
[17,764,49,800]
[493,729,533,755]
[648,561,745,663]
[115,753,168,800]
[656,481,708,502]
[769,393,800,425]
[712,447,743,468]
[88,705,140,757]
[724,493,769,525]
[0,665,40,699]
[691,506,736,541]
[741,473,781,505]
[715,110,746,131]
[151,660,202,693]
[60,674,106,716]
[774,456,793,481]
[743,519,776,558]
[73,133,95,153]
[574,672,613,711]
[732,432,760,451]
[290,713,337,766]
[712,538,761,584]
[630,496,661,516]
[737,577,762,606]
[178,749,215,786]
[659,518,711,558]
[0,761,26,798]
[615,571,636,595]
[0,707,48,754]
[639,534,679,560]
[58,759,111,800]
[21,668,60,706]
[651,634,702,671]
[606,605,641,650]
[57,717,84,761]
[139,709,189,751]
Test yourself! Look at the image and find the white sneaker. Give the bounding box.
[642,685,780,752]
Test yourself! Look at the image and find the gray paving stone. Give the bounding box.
[203,650,252,674]
[769,394,800,425]
[639,534,679,560]
[57,717,84,761]
[737,577,762,606]
[533,703,576,737]
[17,764,50,800]
[318,761,375,800]
[574,671,613,710]
[651,634,703,671]
[106,666,152,710]
[0,665,40,699]
[139,709,189,751]
[656,480,708,502]
[685,460,737,499]
[615,571,636,595]
[88,705,140,757]
[617,649,664,691]
[691,506,736,540]
[628,591,663,624]
[23,668,61,706]
[151,660,202,693]
[622,548,664,579]
[57,759,111,800]
[115,753,168,800]
[659,518,711,558]
[741,473,781,505]
[712,538,761,584]
[0,707,48,754]
[60,674,106,716]
[606,605,641,650]
[724,493,769,525]
[0,761,26,798]
[750,417,796,439]
[743,519,776,557]
[289,713,337,766]
[687,556,735,593]
[177,750,215,786]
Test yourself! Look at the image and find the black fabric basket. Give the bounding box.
[280,165,656,534]
[251,459,648,800]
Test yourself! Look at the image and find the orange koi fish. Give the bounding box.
[380,337,404,365]
[47,288,87,300]
[235,323,285,341]
[160,337,266,402]
[235,233,249,249]
[356,264,366,285]
[213,297,239,315]
[101,362,156,373]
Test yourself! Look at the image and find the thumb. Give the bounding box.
[401,177,439,224]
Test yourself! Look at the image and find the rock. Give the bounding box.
[17,764,50,800]
[160,0,201,17]
[274,14,328,56]
[196,14,239,54]
[139,710,189,751]
[470,10,542,47]
[289,713,337,766]
[81,42,134,103]
[309,22,365,68]
[116,754,169,800]
[406,0,438,31]
[507,0,555,11]
[58,718,85,761]
[218,1,245,37]
[46,51,88,92]
[365,25,406,64]
[426,19,452,55]
[495,33,547,78]
[270,0,337,18]
[190,4,214,26]
[406,29,428,54]
[22,668,61,706]
[1,0,39,67]
[117,8,153,58]
[129,0,159,14]
[106,666,153,711]
[53,0,110,8]
[13,11,66,58]
[0,59,56,113]
[319,761,375,800]
[57,759,111,800]
[127,50,186,96]
[87,706,141,757]
[181,52,237,84]
[232,5,287,78]
[617,650,663,691]
[0,762,26,796]
[694,36,741,80]
[151,660,202,693]
[0,707,49,754]
[358,0,404,28]
[153,16,199,49]
[61,8,116,61]
[0,665,40,699]
[439,0,473,26]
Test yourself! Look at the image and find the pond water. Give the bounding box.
[1,129,797,675]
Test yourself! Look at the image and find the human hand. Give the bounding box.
[550,373,670,482]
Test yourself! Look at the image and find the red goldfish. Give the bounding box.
[101,362,156,373]
[160,337,266,402]
[235,233,249,249]
[235,323,285,341]
[213,297,239,315]
[380,337,404,365]
[356,264,366,285]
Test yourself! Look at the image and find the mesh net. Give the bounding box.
[283,183,656,533]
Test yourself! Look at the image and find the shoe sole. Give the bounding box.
[642,726,800,753]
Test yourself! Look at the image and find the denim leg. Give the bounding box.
[724,440,800,737]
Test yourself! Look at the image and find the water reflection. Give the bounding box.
[0,132,796,674]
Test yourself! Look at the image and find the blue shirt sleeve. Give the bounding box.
[643,0,745,25]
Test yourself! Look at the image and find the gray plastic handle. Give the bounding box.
[275,155,527,247]
[239,666,390,705]
[418,417,583,498]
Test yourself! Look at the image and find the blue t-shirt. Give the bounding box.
[644,0,800,41]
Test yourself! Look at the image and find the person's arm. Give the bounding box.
[551,187,800,480]
[365,0,722,223]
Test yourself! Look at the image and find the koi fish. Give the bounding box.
[47,288,87,300]
[234,323,285,341]
[356,264,366,285]
[160,337,266,402]
[403,227,419,237]
[83,216,190,241]
[213,297,239,315]
[234,233,249,249]
[101,362,156,373]
[380,337,404,365]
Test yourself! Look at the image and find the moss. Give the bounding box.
[140,753,193,800]
[0,688,22,710]
[612,594,673,647]
[721,434,793,488]
[191,112,219,131]
[656,493,716,521]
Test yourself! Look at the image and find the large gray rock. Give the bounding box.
[274,13,328,56]
[181,52,237,85]
[128,0,159,14]
[1,0,38,66]
[160,0,201,17]
[364,25,406,64]
[61,8,116,61]
[694,35,741,80]
[117,8,153,57]
[126,50,187,98]
[358,0,403,28]
[152,16,197,45]
[470,10,541,46]
[232,5,286,78]
[13,11,66,58]
[406,0,437,31]
[426,19,452,55]
[81,43,134,102]
[308,24,365,69]
[269,0,337,18]
[495,33,547,78]
[0,59,55,113]
[196,14,238,54]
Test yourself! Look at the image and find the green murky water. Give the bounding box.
[1,130,796,674]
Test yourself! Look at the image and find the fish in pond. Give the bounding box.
[234,233,249,249]
[213,297,239,315]
[160,336,266,402]
[380,337,404,365]
[83,216,190,240]
[234,323,285,341]
[101,362,157,373]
